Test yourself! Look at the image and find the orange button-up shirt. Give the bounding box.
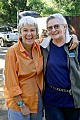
[4,38,43,113]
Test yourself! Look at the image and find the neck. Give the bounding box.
[25,45,32,52]
[24,44,33,59]
[22,41,32,51]
[22,42,33,59]
[52,37,65,47]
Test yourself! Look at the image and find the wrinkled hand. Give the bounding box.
[69,34,79,50]
[20,105,30,116]
[35,38,44,44]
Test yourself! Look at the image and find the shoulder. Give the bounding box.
[6,43,18,56]
[34,42,41,51]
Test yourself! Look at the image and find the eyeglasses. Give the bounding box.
[47,24,60,31]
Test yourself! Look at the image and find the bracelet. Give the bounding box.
[17,100,25,107]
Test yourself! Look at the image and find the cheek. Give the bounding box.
[21,34,26,40]
[48,31,52,35]
[57,28,64,35]
[33,32,37,38]
[22,32,27,38]
[61,30,65,35]
[61,27,65,34]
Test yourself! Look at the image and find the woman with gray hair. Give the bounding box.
[4,16,43,120]
[41,13,80,120]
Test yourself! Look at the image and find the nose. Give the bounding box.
[27,31,32,35]
[51,26,55,31]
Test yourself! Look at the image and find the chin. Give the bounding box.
[26,42,34,45]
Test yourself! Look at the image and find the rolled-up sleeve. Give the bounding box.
[4,48,22,98]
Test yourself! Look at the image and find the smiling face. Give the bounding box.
[47,18,66,41]
[21,24,37,45]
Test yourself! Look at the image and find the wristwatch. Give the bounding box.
[17,100,25,107]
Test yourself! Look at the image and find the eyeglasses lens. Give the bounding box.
[47,24,60,31]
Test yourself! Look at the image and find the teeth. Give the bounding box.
[54,31,58,35]
[27,38,31,39]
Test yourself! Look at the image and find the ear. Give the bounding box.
[64,25,67,29]
[63,25,67,32]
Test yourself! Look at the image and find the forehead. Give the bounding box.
[22,24,36,29]
[47,18,61,26]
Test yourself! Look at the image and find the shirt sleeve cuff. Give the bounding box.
[8,86,22,97]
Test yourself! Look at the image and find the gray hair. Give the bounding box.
[18,16,38,37]
[46,13,71,43]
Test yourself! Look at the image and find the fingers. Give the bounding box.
[69,39,73,49]
[21,108,30,115]
[69,34,79,50]
[20,105,30,116]
[69,43,77,50]
[35,38,44,44]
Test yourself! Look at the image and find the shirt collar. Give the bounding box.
[18,38,38,52]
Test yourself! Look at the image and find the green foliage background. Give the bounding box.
[0,0,80,26]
